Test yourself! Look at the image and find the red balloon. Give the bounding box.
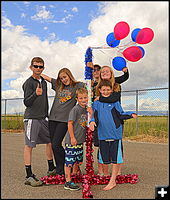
[114,21,130,40]
[123,46,143,62]
[136,28,154,44]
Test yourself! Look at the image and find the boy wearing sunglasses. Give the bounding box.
[22,57,55,187]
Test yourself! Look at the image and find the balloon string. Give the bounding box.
[117,41,136,49]
[98,49,113,59]
[91,40,133,65]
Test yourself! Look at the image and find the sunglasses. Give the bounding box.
[93,69,100,72]
[33,65,44,69]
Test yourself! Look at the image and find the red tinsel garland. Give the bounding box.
[40,174,139,185]
[40,128,139,198]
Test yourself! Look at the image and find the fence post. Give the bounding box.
[4,99,7,132]
[136,90,138,135]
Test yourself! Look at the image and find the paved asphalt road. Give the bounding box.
[1,132,169,199]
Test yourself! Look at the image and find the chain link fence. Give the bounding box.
[1,88,168,138]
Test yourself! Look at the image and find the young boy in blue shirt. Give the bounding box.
[89,80,137,190]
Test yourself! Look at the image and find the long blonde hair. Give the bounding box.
[56,68,80,91]
[96,66,120,96]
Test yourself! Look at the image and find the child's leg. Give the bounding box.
[46,143,56,173]
[72,144,83,175]
[98,163,104,175]
[24,145,32,165]
[103,164,121,190]
[45,143,53,160]
[24,145,34,178]
[102,164,110,176]
[118,163,122,175]
[64,164,72,182]
[72,163,79,175]
[97,148,103,175]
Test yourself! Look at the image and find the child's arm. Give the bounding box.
[86,107,93,120]
[87,106,97,131]
[89,121,96,131]
[41,74,58,91]
[23,81,40,107]
[68,120,77,146]
[115,68,129,84]
[86,62,94,69]
[115,102,137,120]
[41,74,52,83]
[88,102,98,131]
[131,113,137,118]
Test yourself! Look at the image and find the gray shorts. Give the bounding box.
[24,119,51,148]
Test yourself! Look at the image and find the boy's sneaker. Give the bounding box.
[47,168,57,176]
[64,181,80,191]
[24,174,43,187]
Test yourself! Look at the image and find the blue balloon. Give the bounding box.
[112,56,126,71]
[137,46,145,57]
[106,32,120,48]
[131,28,141,42]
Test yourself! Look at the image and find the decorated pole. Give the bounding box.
[83,47,94,198]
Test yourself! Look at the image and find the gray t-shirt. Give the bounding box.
[49,78,85,122]
[65,104,87,144]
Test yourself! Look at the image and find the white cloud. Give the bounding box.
[75,29,83,34]
[2,1,169,101]
[62,14,73,22]
[44,26,48,30]
[2,90,21,99]
[31,5,54,21]
[49,13,74,24]
[49,4,56,9]
[23,1,30,6]
[47,32,59,42]
[50,19,67,24]
[138,98,168,111]
[72,7,78,12]
[21,13,26,18]
[2,16,13,28]
[122,97,168,111]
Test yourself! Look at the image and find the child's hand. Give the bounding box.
[36,83,42,96]
[122,67,128,72]
[86,107,93,115]
[87,62,94,69]
[89,121,96,131]
[94,96,99,101]
[71,137,77,146]
[132,113,137,118]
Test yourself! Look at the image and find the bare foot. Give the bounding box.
[103,173,110,176]
[102,183,116,191]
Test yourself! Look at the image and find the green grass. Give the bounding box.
[1,115,168,139]
[123,116,168,138]
[1,115,24,130]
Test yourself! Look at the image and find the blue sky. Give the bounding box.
[2,1,168,114]
[2,1,100,43]
[2,1,102,90]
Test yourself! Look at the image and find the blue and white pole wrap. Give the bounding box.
[84,47,93,126]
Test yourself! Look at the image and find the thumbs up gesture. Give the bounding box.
[36,83,43,96]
